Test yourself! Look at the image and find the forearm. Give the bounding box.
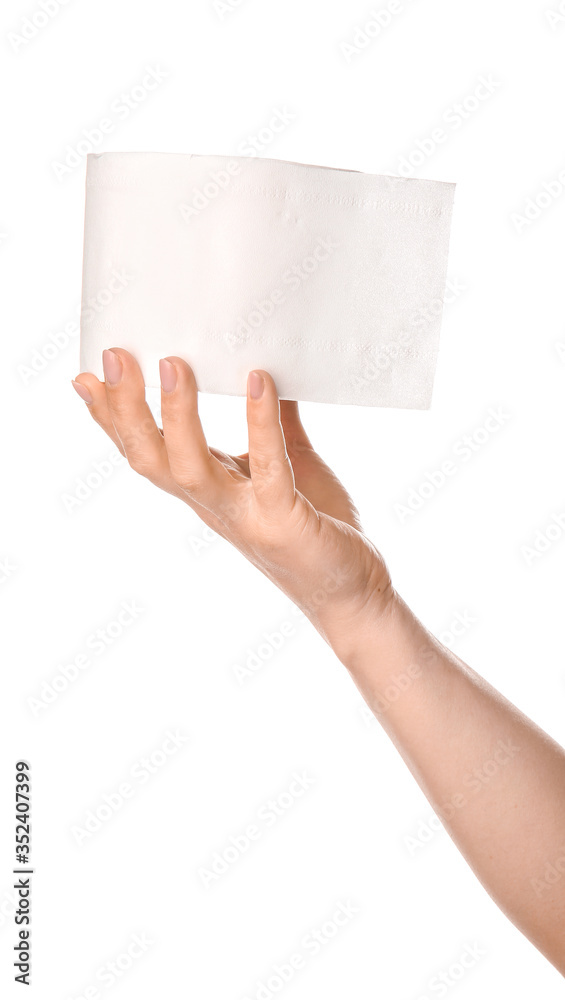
[340,589,565,974]
[75,352,565,968]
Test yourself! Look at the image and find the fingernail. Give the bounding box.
[71,380,93,404]
[102,349,123,385]
[248,371,264,400]
[159,358,177,393]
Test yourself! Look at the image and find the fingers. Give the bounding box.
[101,349,170,484]
[72,352,237,530]
[73,355,297,532]
[246,370,295,516]
[159,357,233,503]
[71,373,126,456]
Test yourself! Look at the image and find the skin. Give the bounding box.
[72,348,565,975]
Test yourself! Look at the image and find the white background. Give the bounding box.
[2,0,565,996]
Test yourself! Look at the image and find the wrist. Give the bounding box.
[336,587,458,724]
[323,572,399,669]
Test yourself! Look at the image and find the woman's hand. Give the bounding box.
[72,350,565,974]
[72,348,394,658]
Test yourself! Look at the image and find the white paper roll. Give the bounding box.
[79,152,456,408]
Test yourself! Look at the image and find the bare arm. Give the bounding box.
[72,349,565,975]
[338,589,565,974]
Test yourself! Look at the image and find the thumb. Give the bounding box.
[246,370,295,516]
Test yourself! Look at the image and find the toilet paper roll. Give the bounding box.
[79,151,456,408]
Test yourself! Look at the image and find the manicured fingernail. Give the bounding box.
[71,380,93,404]
[102,349,123,385]
[248,371,264,400]
[159,358,177,393]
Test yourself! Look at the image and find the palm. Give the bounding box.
[202,401,386,641]
[205,400,363,533]
[74,351,389,655]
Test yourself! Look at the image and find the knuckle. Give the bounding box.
[107,395,130,421]
[162,401,197,428]
[170,467,203,493]
[251,450,289,481]
[122,418,156,448]
[126,452,153,477]
[216,495,246,529]
[255,495,310,551]
[168,451,215,495]
[253,508,285,548]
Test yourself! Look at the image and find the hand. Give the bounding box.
[71,349,394,659]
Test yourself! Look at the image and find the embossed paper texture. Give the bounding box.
[79,152,456,408]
